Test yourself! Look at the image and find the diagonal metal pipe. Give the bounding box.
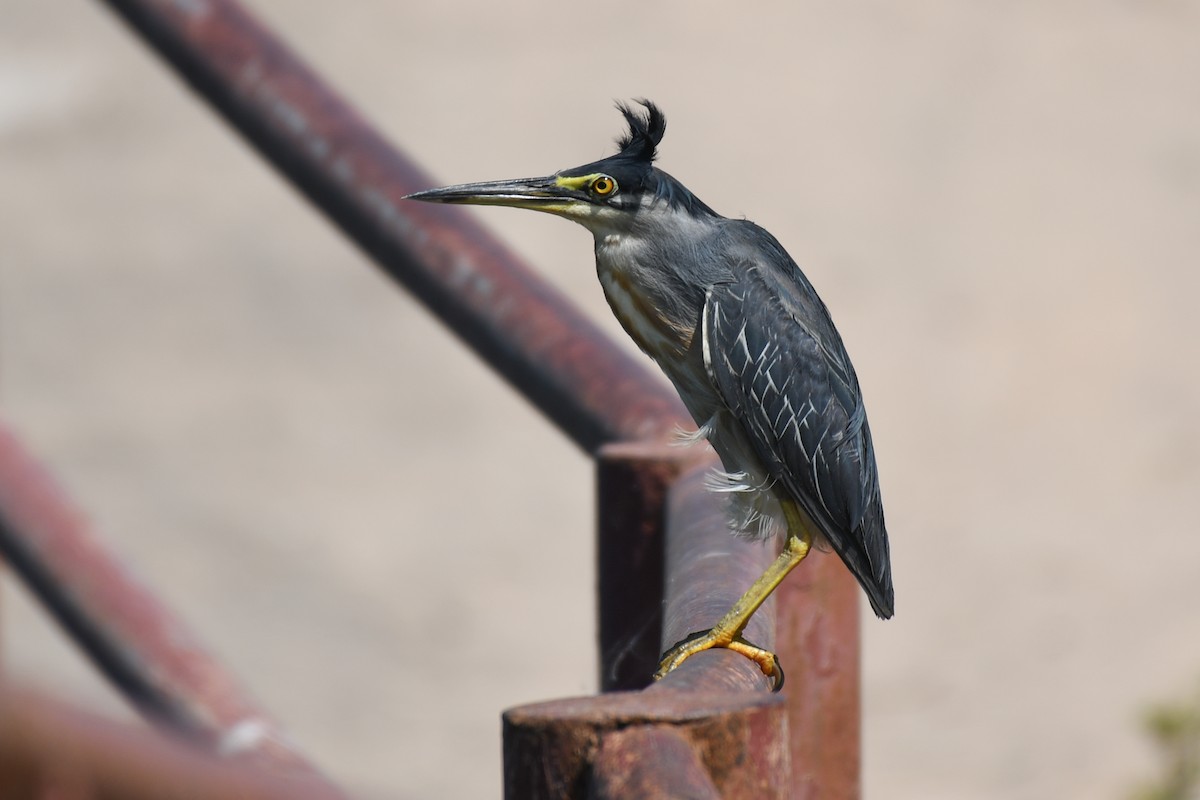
[99,0,688,454]
[0,420,340,788]
[0,687,345,800]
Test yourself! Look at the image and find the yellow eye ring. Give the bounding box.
[591,175,617,196]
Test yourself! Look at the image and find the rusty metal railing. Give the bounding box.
[0,0,861,796]
[0,422,329,777]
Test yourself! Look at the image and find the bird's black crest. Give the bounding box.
[615,100,665,163]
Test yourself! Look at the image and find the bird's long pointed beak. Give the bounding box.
[404,176,583,212]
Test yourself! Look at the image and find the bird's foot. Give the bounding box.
[653,630,784,691]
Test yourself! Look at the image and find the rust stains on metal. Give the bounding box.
[590,726,720,799]
[503,691,787,800]
[776,551,862,799]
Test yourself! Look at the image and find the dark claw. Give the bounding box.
[769,654,785,692]
[738,635,784,692]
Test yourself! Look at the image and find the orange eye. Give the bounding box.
[591,175,617,196]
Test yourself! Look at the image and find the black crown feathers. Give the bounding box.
[615,99,666,163]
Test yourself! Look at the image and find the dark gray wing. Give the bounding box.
[702,249,894,618]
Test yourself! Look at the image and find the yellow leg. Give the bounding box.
[654,501,812,690]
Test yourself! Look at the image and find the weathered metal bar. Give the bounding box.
[594,441,694,692]
[0,687,344,800]
[98,0,688,454]
[589,726,720,799]
[503,690,787,799]
[775,551,862,798]
[0,419,335,782]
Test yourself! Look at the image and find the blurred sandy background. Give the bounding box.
[3,1,1199,798]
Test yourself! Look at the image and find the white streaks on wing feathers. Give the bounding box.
[772,395,794,432]
[810,428,830,511]
[755,339,773,367]
[763,366,779,396]
[734,323,750,369]
[787,415,805,456]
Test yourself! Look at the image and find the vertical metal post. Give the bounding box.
[595,442,690,691]
[776,555,862,798]
[503,691,788,799]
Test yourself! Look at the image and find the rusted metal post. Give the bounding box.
[98,0,687,453]
[594,441,693,692]
[0,419,335,782]
[776,554,862,798]
[503,691,787,800]
[505,462,789,797]
[589,726,721,799]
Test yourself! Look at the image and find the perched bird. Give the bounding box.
[407,100,892,688]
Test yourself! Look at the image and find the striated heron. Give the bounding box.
[406,100,893,689]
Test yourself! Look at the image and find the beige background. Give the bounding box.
[3,2,1199,798]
